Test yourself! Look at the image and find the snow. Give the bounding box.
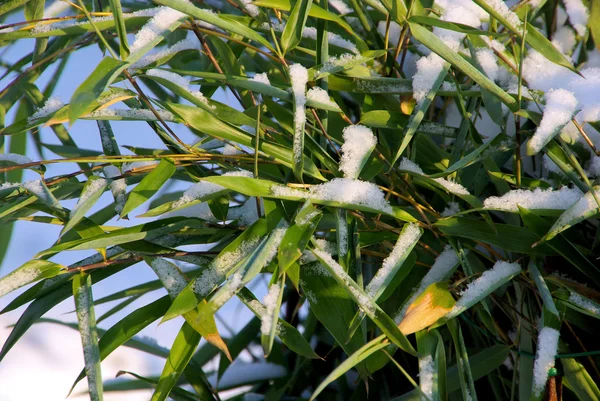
[569,292,600,315]
[23,180,55,205]
[28,97,64,122]
[122,161,159,172]
[316,53,365,76]
[449,261,521,317]
[441,201,460,216]
[172,182,225,209]
[263,225,287,265]
[523,53,600,128]
[0,182,20,191]
[261,283,281,335]
[146,69,211,106]
[289,63,308,162]
[395,245,459,322]
[252,72,271,85]
[483,186,582,211]
[302,27,359,54]
[411,0,485,105]
[211,272,244,308]
[337,214,348,257]
[300,239,337,264]
[194,236,261,297]
[222,144,241,156]
[43,0,71,18]
[312,248,375,315]
[552,26,576,54]
[484,0,523,30]
[563,0,589,36]
[29,7,160,33]
[88,108,176,121]
[149,258,187,297]
[366,223,421,298]
[0,262,43,298]
[329,0,353,14]
[399,158,470,195]
[412,53,447,105]
[419,355,434,399]
[476,48,499,82]
[532,327,560,395]
[482,36,506,52]
[70,178,107,219]
[0,153,33,165]
[588,156,600,176]
[130,38,199,69]
[308,178,393,213]
[129,6,187,54]
[103,165,127,214]
[306,87,338,108]
[528,89,578,154]
[242,0,260,17]
[551,188,600,234]
[227,197,264,225]
[339,125,377,179]
[272,178,393,214]
[73,281,102,401]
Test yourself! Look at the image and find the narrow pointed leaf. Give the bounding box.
[73,273,103,401]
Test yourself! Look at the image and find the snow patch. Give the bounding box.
[483,186,582,211]
[532,327,560,395]
[339,125,377,179]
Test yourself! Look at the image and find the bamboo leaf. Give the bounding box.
[62,176,108,236]
[281,0,313,54]
[120,158,176,217]
[151,322,201,401]
[72,273,103,401]
[409,23,518,111]
[69,57,128,124]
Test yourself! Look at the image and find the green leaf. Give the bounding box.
[62,176,108,236]
[154,0,274,50]
[108,0,130,59]
[162,219,268,322]
[435,217,554,255]
[448,319,478,401]
[69,57,128,124]
[72,273,103,401]
[545,187,600,241]
[310,336,389,401]
[312,249,417,356]
[260,275,285,357]
[562,357,600,401]
[161,102,326,181]
[201,176,417,221]
[0,259,64,298]
[237,287,320,359]
[278,201,322,273]
[152,322,201,401]
[281,0,313,54]
[70,296,171,392]
[392,63,449,165]
[409,23,518,111]
[120,159,176,217]
[527,261,559,317]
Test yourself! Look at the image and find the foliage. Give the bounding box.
[1,0,600,400]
